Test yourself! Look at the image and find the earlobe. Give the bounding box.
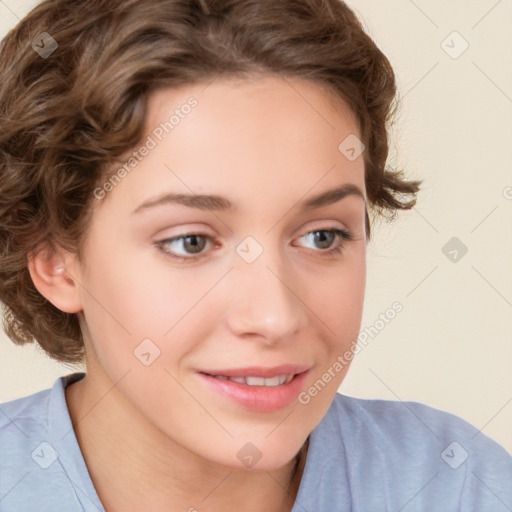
[27,245,83,314]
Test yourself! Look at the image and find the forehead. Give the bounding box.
[146,74,360,143]
[94,75,365,219]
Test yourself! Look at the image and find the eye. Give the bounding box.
[156,232,214,261]
[155,227,352,263]
[294,228,352,257]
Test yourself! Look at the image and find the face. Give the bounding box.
[71,75,367,471]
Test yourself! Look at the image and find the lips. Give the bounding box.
[197,364,311,412]
[200,364,311,379]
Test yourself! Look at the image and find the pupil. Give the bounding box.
[315,231,333,249]
[184,235,205,254]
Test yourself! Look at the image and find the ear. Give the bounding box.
[27,243,83,314]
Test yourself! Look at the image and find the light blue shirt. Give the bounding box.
[1,372,511,511]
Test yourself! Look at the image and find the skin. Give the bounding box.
[29,75,367,512]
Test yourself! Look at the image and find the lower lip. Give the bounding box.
[198,371,310,412]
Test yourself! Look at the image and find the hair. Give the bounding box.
[0,0,421,364]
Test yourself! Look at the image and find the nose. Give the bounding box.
[224,245,307,345]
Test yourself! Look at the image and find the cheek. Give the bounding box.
[304,249,366,342]
[295,255,365,420]
[77,248,220,369]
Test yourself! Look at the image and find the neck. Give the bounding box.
[65,373,308,512]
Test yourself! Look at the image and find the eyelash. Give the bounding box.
[155,228,352,263]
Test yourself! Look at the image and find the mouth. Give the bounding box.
[197,365,311,412]
[205,374,295,386]
[199,364,309,385]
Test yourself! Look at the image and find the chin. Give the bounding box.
[206,436,307,473]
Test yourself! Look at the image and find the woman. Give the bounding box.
[0,0,510,510]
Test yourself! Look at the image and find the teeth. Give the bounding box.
[246,376,266,386]
[212,374,295,386]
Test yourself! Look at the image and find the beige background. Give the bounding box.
[1,0,511,454]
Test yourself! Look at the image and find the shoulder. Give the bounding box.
[320,393,512,510]
[0,386,52,460]
[0,373,91,512]
[0,385,55,509]
[330,393,511,460]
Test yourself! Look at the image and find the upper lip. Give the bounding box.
[200,364,311,378]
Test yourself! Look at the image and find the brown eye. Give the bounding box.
[297,228,351,253]
[180,234,207,254]
[156,233,212,260]
[310,230,336,250]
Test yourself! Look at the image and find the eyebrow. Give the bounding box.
[132,183,366,215]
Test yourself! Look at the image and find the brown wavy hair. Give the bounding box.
[0,0,421,364]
